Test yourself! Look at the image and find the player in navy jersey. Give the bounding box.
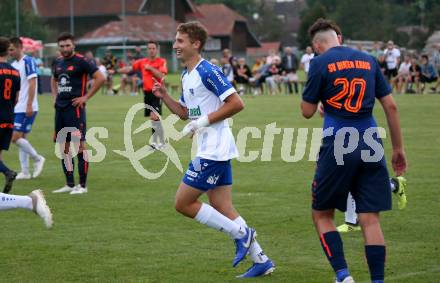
[51,33,105,195]
[301,19,407,283]
[0,37,53,228]
[0,37,20,193]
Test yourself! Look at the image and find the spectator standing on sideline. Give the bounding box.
[383,40,400,81]
[300,46,315,78]
[281,47,299,94]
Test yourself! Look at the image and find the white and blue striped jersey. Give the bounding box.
[11,55,38,113]
[179,59,239,161]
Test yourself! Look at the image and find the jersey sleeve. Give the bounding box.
[24,57,37,79]
[81,58,99,76]
[374,60,392,98]
[302,59,323,104]
[158,59,168,75]
[202,66,236,101]
[179,70,187,107]
[132,59,142,72]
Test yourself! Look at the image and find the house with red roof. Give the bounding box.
[30,0,260,65]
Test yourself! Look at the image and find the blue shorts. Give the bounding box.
[14,112,38,133]
[311,134,391,213]
[182,158,233,191]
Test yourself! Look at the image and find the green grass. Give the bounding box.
[0,89,439,282]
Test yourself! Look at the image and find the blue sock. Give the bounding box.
[366,245,386,282]
[320,231,349,281]
[372,281,384,283]
[0,160,10,174]
[336,268,350,282]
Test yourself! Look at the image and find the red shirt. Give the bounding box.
[132,57,168,91]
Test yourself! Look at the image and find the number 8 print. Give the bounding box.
[3,78,12,100]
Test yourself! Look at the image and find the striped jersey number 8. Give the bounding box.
[3,79,12,100]
[327,78,366,113]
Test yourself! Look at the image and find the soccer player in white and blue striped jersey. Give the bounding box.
[9,37,45,180]
[152,21,274,278]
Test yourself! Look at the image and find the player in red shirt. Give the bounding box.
[119,41,168,148]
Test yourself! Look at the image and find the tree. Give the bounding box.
[0,0,53,41]
[298,0,439,50]
[298,2,327,49]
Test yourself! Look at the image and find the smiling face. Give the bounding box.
[173,31,200,63]
[8,43,21,60]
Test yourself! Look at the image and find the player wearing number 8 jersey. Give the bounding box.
[0,37,20,193]
[301,19,407,283]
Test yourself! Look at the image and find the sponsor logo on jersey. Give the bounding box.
[58,74,73,93]
[188,105,201,117]
[212,69,228,87]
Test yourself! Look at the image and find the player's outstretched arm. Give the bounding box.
[379,95,407,175]
[117,66,133,74]
[152,78,188,120]
[207,93,244,124]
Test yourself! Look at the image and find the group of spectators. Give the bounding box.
[83,47,145,96]
[359,41,440,94]
[207,42,440,97]
[48,41,440,97]
[209,48,315,96]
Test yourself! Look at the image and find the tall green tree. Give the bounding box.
[298,2,327,49]
[0,0,53,41]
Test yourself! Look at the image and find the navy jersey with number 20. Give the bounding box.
[302,46,391,131]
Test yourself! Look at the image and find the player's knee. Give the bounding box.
[359,213,380,227]
[210,202,231,215]
[312,209,333,224]
[174,198,187,215]
[11,132,22,143]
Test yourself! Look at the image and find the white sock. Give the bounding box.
[390,178,396,192]
[19,148,30,174]
[194,203,245,239]
[0,192,33,211]
[345,193,358,224]
[234,216,269,263]
[15,138,40,161]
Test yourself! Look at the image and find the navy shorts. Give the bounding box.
[0,126,13,150]
[54,107,86,143]
[182,158,233,191]
[311,134,391,213]
[144,91,162,117]
[14,112,38,133]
